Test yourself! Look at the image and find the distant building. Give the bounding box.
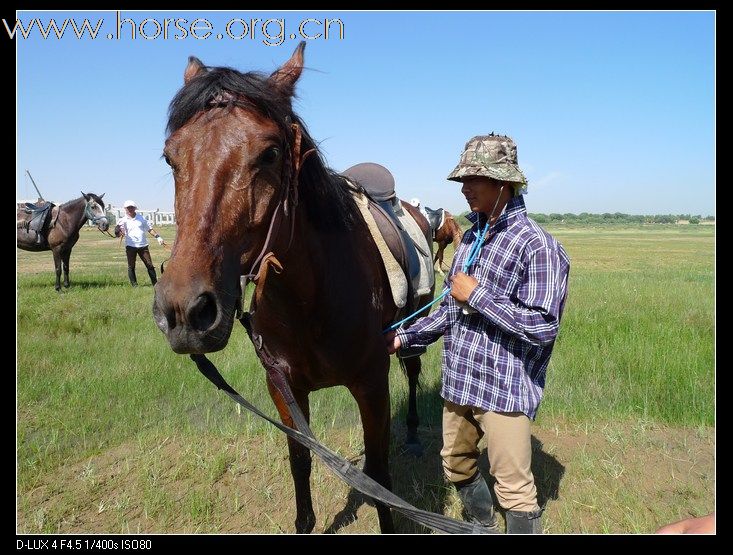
[18,200,176,225]
[105,204,176,226]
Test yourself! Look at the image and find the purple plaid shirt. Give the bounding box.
[396,196,570,419]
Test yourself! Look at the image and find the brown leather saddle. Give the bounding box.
[19,201,55,246]
[341,163,425,338]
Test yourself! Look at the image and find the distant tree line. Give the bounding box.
[458,212,715,225]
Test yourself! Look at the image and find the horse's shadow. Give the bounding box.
[19,278,125,290]
[323,381,565,533]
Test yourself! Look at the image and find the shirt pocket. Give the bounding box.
[462,327,502,387]
[474,258,517,296]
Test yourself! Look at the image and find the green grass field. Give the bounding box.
[16,224,715,533]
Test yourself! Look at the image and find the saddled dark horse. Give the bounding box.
[17,192,109,290]
[153,44,435,533]
[425,207,464,275]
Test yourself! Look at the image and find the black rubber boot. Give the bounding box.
[505,509,543,534]
[147,268,158,286]
[128,268,138,287]
[455,472,500,533]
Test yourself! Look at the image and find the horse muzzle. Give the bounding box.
[152,282,234,354]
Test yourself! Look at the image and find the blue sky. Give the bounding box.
[15,10,715,216]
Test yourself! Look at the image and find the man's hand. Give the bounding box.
[450,272,479,303]
[157,236,165,246]
[656,513,715,534]
[384,330,401,355]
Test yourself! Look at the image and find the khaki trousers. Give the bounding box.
[441,400,539,512]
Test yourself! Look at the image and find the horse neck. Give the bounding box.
[273,204,326,293]
[60,197,89,232]
[266,200,361,308]
[450,219,463,247]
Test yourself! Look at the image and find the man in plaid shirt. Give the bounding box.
[387,134,570,533]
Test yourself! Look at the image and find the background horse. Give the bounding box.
[153,44,434,533]
[429,208,464,275]
[16,192,109,290]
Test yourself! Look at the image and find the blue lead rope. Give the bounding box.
[383,219,490,333]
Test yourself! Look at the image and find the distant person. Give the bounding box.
[385,133,570,533]
[656,512,715,534]
[409,197,428,219]
[115,200,167,287]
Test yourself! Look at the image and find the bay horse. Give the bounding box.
[153,44,434,533]
[427,208,463,276]
[16,192,109,290]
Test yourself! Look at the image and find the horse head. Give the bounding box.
[153,43,314,354]
[82,192,109,232]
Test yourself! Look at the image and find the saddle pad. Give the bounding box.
[390,200,435,297]
[347,185,408,308]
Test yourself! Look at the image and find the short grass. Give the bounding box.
[17,224,715,533]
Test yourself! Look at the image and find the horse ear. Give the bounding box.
[267,41,305,97]
[81,191,90,201]
[99,193,105,199]
[184,56,206,85]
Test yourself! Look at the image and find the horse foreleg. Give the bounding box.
[266,377,316,534]
[434,244,446,277]
[61,249,71,288]
[401,356,424,457]
[352,374,395,533]
[52,249,62,291]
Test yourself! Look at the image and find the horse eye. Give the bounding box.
[260,146,280,166]
[163,154,172,166]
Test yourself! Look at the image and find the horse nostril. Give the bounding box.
[187,293,218,332]
[153,293,176,333]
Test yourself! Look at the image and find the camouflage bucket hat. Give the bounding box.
[447,133,528,192]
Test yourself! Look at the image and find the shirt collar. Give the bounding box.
[466,195,527,231]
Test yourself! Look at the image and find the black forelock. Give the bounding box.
[167,67,291,136]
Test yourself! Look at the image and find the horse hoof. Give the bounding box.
[403,440,424,458]
[295,514,316,534]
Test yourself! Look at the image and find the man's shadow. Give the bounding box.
[480,435,565,516]
[323,381,564,533]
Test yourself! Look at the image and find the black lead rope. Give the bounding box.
[188,317,495,535]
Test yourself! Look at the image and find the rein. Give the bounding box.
[190,320,492,535]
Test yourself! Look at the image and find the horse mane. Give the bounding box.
[59,193,105,210]
[166,66,359,232]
